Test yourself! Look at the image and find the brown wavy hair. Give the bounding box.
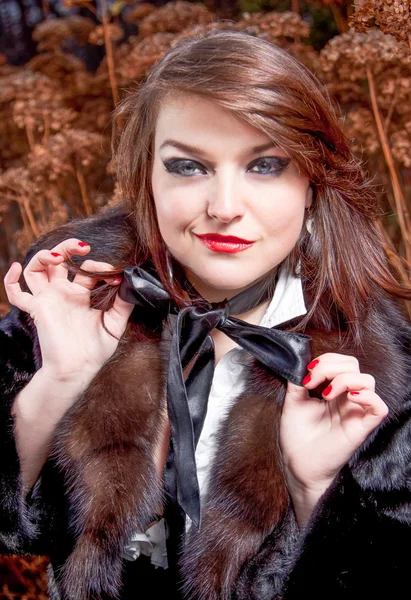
[110,30,410,340]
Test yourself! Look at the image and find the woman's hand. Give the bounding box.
[280,353,388,526]
[4,238,134,384]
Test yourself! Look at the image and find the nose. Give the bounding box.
[206,170,245,223]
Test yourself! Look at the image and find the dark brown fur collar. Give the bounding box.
[48,300,411,600]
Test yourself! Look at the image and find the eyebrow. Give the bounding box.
[159,139,278,157]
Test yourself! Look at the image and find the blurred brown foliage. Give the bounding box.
[0,555,49,599]
[0,0,410,313]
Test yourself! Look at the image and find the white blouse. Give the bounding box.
[124,266,307,567]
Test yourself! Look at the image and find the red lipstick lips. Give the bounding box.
[195,233,255,253]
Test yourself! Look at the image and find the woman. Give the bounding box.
[1,31,411,600]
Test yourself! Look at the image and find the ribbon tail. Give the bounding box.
[167,307,201,527]
[185,334,215,447]
[220,317,312,385]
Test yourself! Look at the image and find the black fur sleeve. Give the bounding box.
[0,308,41,553]
[235,306,411,600]
[236,456,411,599]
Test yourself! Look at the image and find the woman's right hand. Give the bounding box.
[4,238,134,385]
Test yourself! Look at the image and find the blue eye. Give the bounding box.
[162,156,290,177]
[248,157,290,175]
[163,159,207,177]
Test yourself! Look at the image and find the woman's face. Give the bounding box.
[151,94,312,301]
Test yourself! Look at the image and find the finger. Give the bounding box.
[286,381,308,400]
[285,381,323,408]
[340,390,389,435]
[72,260,119,291]
[284,382,326,425]
[107,275,122,286]
[45,238,91,281]
[4,262,34,313]
[105,291,135,335]
[24,239,91,294]
[346,390,389,423]
[23,249,67,295]
[321,373,376,399]
[303,353,360,389]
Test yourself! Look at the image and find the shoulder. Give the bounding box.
[363,296,411,411]
[365,293,411,344]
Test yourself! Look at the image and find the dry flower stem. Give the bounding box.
[331,4,347,34]
[41,0,50,18]
[3,191,39,238]
[75,164,92,215]
[83,2,98,16]
[366,65,411,266]
[2,194,39,239]
[12,196,35,240]
[25,120,36,151]
[23,198,40,237]
[18,202,31,239]
[42,112,51,144]
[100,0,119,107]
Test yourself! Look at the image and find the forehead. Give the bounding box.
[153,93,273,150]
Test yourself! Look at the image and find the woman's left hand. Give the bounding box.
[280,353,389,526]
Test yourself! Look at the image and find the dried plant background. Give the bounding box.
[0,1,410,594]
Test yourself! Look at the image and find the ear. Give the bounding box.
[305,186,313,209]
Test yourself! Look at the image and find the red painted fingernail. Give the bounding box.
[113,277,122,283]
[302,374,311,386]
[350,391,360,396]
[323,385,332,396]
[307,359,319,370]
[78,241,89,247]
[51,252,61,257]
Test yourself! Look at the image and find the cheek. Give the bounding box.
[154,190,194,231]
[152,178,199,244]
[151,166,181,228]
[259,192,307,238]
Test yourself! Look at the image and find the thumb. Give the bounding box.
[285,381,309,406]
[106,293,135,333]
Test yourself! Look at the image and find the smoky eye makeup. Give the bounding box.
[161,155,291,178]
[162,158,207,177]
[247,156,290,175]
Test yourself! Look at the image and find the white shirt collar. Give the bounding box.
[259,263,307,328]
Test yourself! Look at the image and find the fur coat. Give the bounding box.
[1,207,411,600]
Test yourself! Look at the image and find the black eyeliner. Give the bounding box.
[162,156,290,176]
[162,158,207,176]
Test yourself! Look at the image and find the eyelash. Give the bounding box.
[163,157,290,178]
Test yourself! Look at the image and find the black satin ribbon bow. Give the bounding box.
[119,266,311,527]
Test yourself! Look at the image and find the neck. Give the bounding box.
[183,268,277,304]
[234,298,271,325]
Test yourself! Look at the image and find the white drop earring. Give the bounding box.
[305,214,313,234]
[165,248,174,283]
[305,187,314,234]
